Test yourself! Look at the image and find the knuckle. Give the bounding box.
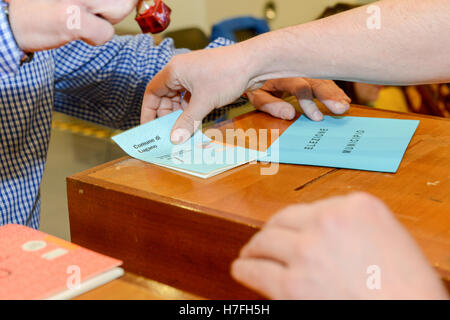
[315,208,341,232]
[268,205,298,225]
[180,111,195,124]
[292,80,311,96]
[313,197,353,231]
[313,193,388,232]
[310,79,328,91]
[311,80,339,97]
[165,58,184,82]
[349,192,379,209]
[337,86,349,97]
[245,231,268,254]
[347,192,389,218]
[169,56,183,70]
[349,191,376,203]
[178,112,198,131]
[295,85,312,98]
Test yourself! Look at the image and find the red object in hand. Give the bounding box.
[135,0,172,34]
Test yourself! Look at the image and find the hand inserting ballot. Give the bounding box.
[8,0,138,52]
[231,193,449,300]
[141,45,351,145]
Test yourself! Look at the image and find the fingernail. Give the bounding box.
[281,109,293,120]
[171,129,190,144]
[334,100,350,113]
[312,111,324,121]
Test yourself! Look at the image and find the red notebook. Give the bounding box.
[0,224,123,300]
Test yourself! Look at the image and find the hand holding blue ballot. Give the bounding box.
[113,110,262,178]
[113,110,419,178]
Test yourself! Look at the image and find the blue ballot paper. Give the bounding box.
[112,110,261,178]
[260,115,420,173]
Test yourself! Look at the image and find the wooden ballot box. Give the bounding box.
[68,104,450,299]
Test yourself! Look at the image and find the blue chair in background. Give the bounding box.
[211,16,270,42]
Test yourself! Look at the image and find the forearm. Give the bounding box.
[244,0,450,86]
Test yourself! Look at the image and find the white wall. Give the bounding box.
[115,0,370,35]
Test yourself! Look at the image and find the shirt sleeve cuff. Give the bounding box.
[0,7,24,78]
[206,37,235,49]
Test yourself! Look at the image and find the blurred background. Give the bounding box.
[41,0,449,240]
[116,0,371,35]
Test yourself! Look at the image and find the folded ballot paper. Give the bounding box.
[113,110,262,178]
[260,115,420,173]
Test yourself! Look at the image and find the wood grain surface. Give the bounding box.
[68,104,450,299]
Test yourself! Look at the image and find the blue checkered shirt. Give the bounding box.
[0,9,232,229]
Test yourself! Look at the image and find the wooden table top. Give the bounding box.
[75,272,201,300]
[69,103,450,295]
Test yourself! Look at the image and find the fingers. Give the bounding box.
[266,204,315,231]
[142,63,215,144]
[141,66,184,124]
[298,99,324,121]
[170,94,214,144]
[267,78,324,121]
[141,92,160,124]
[156,97,175,118]
[291,79,324,121]
[247,90,296,120]
[141,94,181,123]
[231,258,285,299]
[82,0,138,24]
[77,10,115,46]
[307,79,351,115]
[267,194,382,232]
[240,227,300,265]
[261,78,351,121]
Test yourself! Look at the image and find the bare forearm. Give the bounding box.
[244,0,450,86]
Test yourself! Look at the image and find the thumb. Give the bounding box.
[170,95,214,144]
